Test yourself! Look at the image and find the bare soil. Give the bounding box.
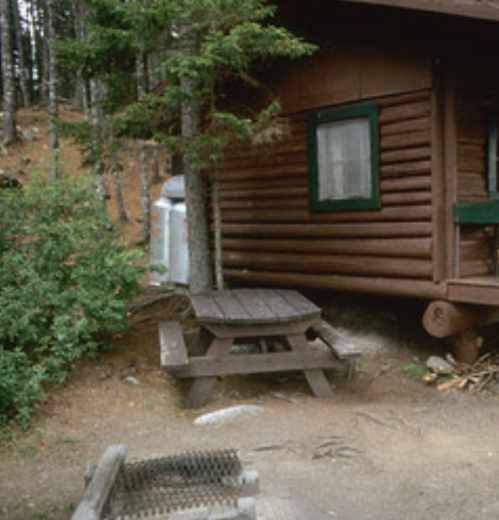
[3,110,499,520]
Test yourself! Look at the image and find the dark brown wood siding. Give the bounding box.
[216,90,444,298]
[454,87,499,278]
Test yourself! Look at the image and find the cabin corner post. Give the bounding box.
[422,300,499,364]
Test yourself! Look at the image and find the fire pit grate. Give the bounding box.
[103,449,244,519]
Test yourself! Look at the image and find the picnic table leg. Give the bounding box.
[184,337,234,409]
[284,333,334,399]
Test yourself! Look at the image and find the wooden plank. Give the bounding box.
[276,289,321,317]
[71,445,126,520]
[219,196,307,210]
[311,320,362,359]
[221,237,433,259]
[159,321,188,368]
[252,289,299,322]
[377,90,431,108]
[447,279,499,306]
[221,222,433,239]
[232,288,277,322]
[210,291,251,322]
[175,350,344,378]
[223,251,433,279]
[218,177,306,191]
[190,293,225,323]
[223,269,446,300]
[219,187,307,201]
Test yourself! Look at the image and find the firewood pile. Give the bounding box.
[423,353,499,393]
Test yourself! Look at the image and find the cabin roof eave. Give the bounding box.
[325,0,499,22]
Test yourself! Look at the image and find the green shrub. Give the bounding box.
[0,174,147,425]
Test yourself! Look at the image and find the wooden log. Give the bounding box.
[220,205,432,223]
[380,160,431,177]
[377,90,431,108]
[223,269,445,299]
[450,329,481,364]
[220,150,306,170]
[220,196,306,210]
[380,191,431,206]
[221,237,432,259]
[219,177,306,191]
[380,130,430,151]
[218,163,307,181]
[220,221,433,238]
[381,116,430,136]
[380,146,431,165]
[223,250,433,279]
[380,175,432,192]
[378,100,431,125]
[422,300,499,339]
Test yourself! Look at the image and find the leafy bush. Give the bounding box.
[0,174,147,426]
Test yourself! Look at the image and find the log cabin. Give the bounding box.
[214,0,499,362]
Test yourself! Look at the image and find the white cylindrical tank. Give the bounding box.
[149,197,173,285]
[169,202,189,285]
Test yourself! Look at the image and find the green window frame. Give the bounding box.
[307,103,379,212]
[488,116,499,201]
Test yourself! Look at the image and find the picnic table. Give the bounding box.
[160,288,355,408]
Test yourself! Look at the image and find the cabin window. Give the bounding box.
[488,118,499,200]
[307,103,379,211]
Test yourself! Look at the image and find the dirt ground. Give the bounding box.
[3,295,499,520]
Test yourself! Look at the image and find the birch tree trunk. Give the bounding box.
[90,78,107,210]
[151,141,161,185]
[136,51,151,242]
[180,25,213,293]
[12,0,30,108]
[47,0,59,182]
[1,0,18,146]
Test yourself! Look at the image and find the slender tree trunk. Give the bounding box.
[39,1,48,104]
[1,0,17,146]
[212,168,224,290]
[47,0,59,182]
[151,140,161,184]
[109,129,128,223]
[180,25,213,293]
[136,51,151,242]
[12,0,30,108]
[90,78,106,210]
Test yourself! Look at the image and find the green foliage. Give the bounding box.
[0,174,147,426]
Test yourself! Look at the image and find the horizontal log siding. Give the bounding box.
[216,90,434,290]
[454,89,499,278]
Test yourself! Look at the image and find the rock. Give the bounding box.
[21,129,37,141]
[194,405,264,426]
[124,376,141,386]
[426,356,455,374]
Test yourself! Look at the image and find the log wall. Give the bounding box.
[454,87,499,278]
[215,90,442,297]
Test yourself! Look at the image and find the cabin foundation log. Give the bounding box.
[449,329,482,365]
[422,300,499,338]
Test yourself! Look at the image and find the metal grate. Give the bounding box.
[104,449,244,519]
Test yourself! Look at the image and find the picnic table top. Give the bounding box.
[190,288,321,326]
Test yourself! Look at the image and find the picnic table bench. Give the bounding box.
[160,288,360,408]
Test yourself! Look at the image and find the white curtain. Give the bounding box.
[317,117,371,201]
